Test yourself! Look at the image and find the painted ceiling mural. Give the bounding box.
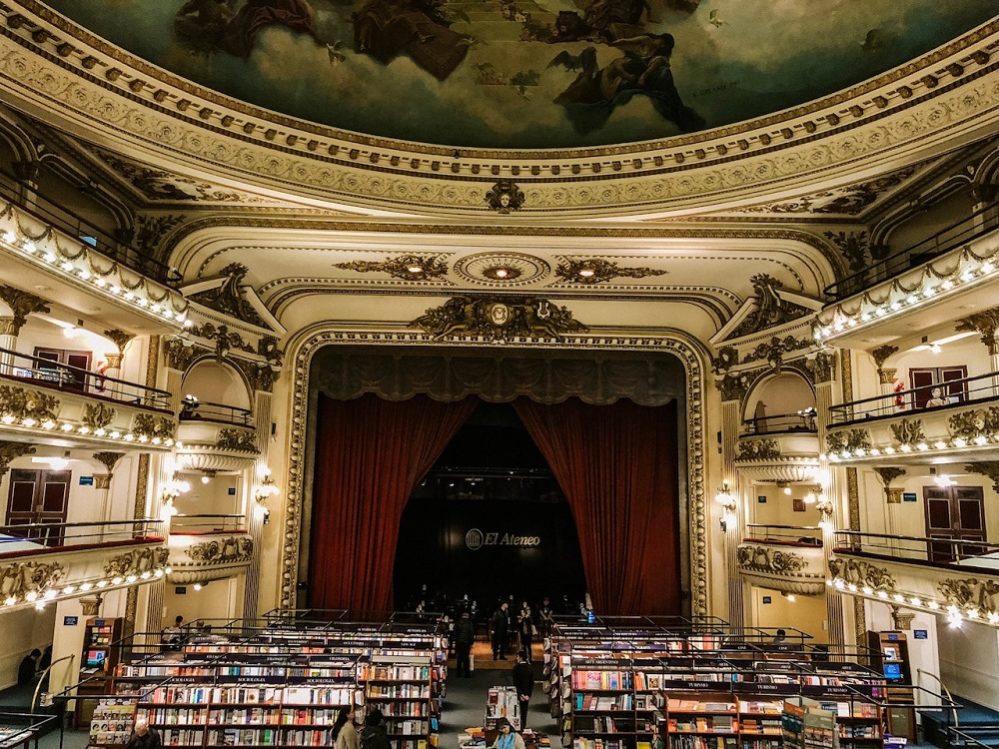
[47,0,997,149]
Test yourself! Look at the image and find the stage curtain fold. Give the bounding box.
[309,393,476,614]
[513,398,680,616]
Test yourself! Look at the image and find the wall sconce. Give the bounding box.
[815,496,835,531]
[160,473,191,522]
[254,468,278,524]
[715,482,737,531]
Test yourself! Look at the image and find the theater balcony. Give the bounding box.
[737,524,826,596]
[735,411,820,482]
[0,171,189,334]
[828,531,999,627]
[815,207,999,349]
[175,398,258,473]
[824,372,999,465]
[0,347,176,451]
[166,514,253,585]
[0,518,167,613]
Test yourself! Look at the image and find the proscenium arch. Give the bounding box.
[277,324,710,616]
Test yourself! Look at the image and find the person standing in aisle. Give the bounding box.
[453,610,475,677]
[517,602,535,661]
[491,602,510,660]
[331,708,359,749]
[359,709,391,749]
[538,597,555,639]
[489,718,525,749]
[511,651,534,729]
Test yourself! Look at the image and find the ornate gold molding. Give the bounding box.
[965,461,999,492]
[890,419,926,446]
[216,427,257,452]
[131,414,176,441]
[334,255,449,281]
[185,536,253,565]
[554,259,668,285]
[956,306,999,356]
[736,438,781,461]
[0,559,64,601]
[938,577,999,614]
[92,450,125,477]
[104,546,169,578]
[826,428,872,454]
[102,328,134,354]
[0,384,58,422]
[828,557,896,591]
[0,284,49,334]
[737,545,806,575]
[949,407,999,441]
[412,296,588,342]
[0,440,34,475]
[82,402,116,431]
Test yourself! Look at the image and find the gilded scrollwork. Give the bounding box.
[0,385,59,422]
[743,335,811,370]
[0,441,35,475]
[828,557,896,591]
[131,414,177,441]
[716,372,752,402]
[82,402,116,430]
[737,545,806,575]
[711,346,739,374]
[948,407,999,441]
[736,438,781,461]
[334,254,449,281]
[0,560,65,601]
[826,428,872,454]
[554,259,668,285]
[730,274,812,338]
[185,536,254,565]
[216,428,258,452]
[413,296,587,342]
[938,577,999,614]
[890,419,925,446]
[104,546,169,578]
[163,337,201,371]
[806,350,836,384]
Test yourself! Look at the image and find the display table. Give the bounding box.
[459,727,550,749]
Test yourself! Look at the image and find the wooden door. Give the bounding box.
[909,369,936,409]
[4,469,71,546]
[923,485,986,563]
[32,348,92,392]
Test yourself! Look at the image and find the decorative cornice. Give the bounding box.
[412,296,588,342]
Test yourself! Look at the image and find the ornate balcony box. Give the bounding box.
[167,531,253,584]
[737,539,826,595]
[735,432,820,482]
[175,420,259,472]
[0,536,168,613]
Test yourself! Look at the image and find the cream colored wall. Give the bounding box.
[749,585,827,643]
[163,575,244,627]
[747,483,824,530]
[0,606,56,690]
[173,472,243,518]
[744,373,816,422]
[938,617,999,710]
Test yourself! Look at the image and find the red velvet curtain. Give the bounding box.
[309,394,476,614]
[513,398,680,616]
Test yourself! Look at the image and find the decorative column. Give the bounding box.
[809,350,846,647]
[0,285,50,375]
[716,370,750,627]
[956,307,999,396]
[92,451,126,528]
[870,345,899,416]
[873,467,907,540]
[102,329,135,384]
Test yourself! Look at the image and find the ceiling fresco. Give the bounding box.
[46,0,997,149]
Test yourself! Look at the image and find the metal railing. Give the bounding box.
[824,203,999,301]
[741,409,817,435]
[949,726,999,749]
[0,346,172,411]
[170,514,247,534]
[834,530,999,566]
[0,712,58,749]
[0,168,180,286]
[179,399,253,426]
[828,368,999,424]
[744,523,824,546]
[0,518,161,550]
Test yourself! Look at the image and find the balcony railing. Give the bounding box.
[834,530,999,567]
[741,410,817,436]
[829,369,999,425]
[824,204,999,301]
[179,400,253,427]
[0,169,180,286]
[170,514,247,535]
[744,524,824,546]
[0,518,162,552]
[0,346,171,411]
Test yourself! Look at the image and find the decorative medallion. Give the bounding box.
[333,254,449,282]
[452,253,550,287]
[413,295,587,342]
[554,259,668,285]
[485,180,525,214]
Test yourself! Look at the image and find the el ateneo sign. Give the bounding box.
[465,528,541,551]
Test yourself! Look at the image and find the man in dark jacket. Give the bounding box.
[490,602,509,660]
[17,649,40,686]
[453,611,475,677]
[360,709,391,749]
[125,719,161,749]
[511,650,534,728]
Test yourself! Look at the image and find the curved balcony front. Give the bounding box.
[167,514,253,585]
[737,525,826,596]
[175,401,258,472]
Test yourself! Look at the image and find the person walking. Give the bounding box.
[490,602,510,661]
[331,708,359,749]
[511,651,534,729]
[453,610,475,677]
[489,718,525,749]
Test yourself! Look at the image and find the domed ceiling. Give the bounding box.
[48,0,996,149]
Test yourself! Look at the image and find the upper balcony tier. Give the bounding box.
[829,531,999,628]
[0,346,176,450]
[825,369,999,465]
[0,518,167,613]
[816,208,999,349]
[0,171,188,333]
[737,524,826,596]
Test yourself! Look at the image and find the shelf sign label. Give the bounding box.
[465,528,541,550]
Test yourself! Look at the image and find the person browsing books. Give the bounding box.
[331,708,359,749]
[126,719,161,749]
[490,718,525,749]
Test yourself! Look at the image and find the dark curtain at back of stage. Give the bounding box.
[309,394,476,614]
[513,398,680,616]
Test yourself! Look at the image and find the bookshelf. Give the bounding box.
[485,687,521,731]
[76,617,125,728]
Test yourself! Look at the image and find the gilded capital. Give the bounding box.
[104,353,123,370]
[956,307,999,357]
[94,473,112,491]
[878,367,897,385]
[0,316,17,338]
[0,285,50,334]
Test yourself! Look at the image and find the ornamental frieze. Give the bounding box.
[412,296,587,342]
[737,545,806,575]
[216,428,258,452]
[103,546,169,579]
[949,408,999,441]
[185,536,254,566]
[131,414,176,441]
[737,438,781,462]
[890,419,926,447]
[0,385,59,422]
[82,402,116,430]
[826,429,872,454]
[828,557,896,591]
[938,577,999,614]
[0,560,64,601]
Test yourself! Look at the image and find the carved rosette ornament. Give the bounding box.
[216,428,258,452]
[0,441,35,475]
[889,419,925,447]
[554,259,668,285]
[334,254,449,281]
[711,346,739,374]
[737,438,782,461]
[185,536,254,565]
[413,296,587,342]
[83,402,116,430]
[0,560,65,601]
[716,372,752,402]
[0,385,59,422]
[956,306,999,356]
[828,557,896,591]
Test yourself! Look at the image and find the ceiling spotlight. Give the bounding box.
[406,264,424,274]
[578,268,595,278]
[483,265,522,281]
[201,476,211,485]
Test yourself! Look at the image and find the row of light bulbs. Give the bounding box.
[13,566,172,612]
[0,226,190,329]
[814,251,998,342]
[0,412,180,448]
[828,576,999,628]
[824,431,999,463]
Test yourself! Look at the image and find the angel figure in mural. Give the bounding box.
[550,32,703,134]
[174,0,327,60]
